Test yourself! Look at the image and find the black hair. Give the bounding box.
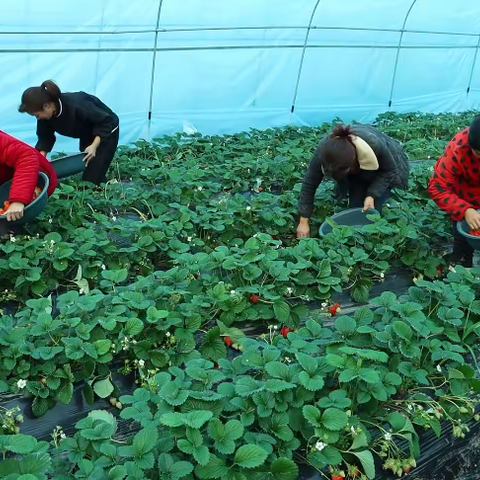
[19,80,61,114]
[318,124,356,180]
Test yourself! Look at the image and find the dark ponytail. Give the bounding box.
[318,124,356,180]
[19,80,61,114]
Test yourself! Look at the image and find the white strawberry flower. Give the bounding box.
[10,236,16,243]
[197,186,203,191]
[230,290,236,295]
[286,287,293,295]
[246,206,251,211]
[17,379,26,389]
[60,433,66,439]
[48,218,53,224]
[166,332,171,337]
[138,360,145,367]
[380,273,385,279]
[315,441,326,452]
[187,236,192,242]
[112,216,117,222]
[384,433,392,441]
[101,264,106,270]
[436,364,442,373]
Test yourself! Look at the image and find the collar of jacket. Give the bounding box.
[351,135,379,170]
[54,98,63,118]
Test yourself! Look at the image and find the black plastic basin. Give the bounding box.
[457,214,480,251]
[319,207,379,236]
[50,153,86,180]
[0,172,50,226]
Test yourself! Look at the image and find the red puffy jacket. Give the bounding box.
[0,130,57,205]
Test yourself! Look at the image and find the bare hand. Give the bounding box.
[465,208,480,230]
[362,196,375,212]
[296,218,310,238]
[84,144,97,166]
[5,202,25,222]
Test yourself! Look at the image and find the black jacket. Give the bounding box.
[35,92,119,153]
[298,124,409,218]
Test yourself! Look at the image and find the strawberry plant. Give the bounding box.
[0,112,478,479]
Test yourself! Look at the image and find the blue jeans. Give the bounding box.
[347,178,389,212]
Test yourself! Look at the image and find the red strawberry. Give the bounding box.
[404,467,411,473]
[213,361,219,368]
[193,273,199,278]
[272,234,278,240]
[329,303,341,316]
[249,294,260,304]
[331,476,344,480]
[258,187,263,192]
[281,327,291,338]
[224,337,232,347]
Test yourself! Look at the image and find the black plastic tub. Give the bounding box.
[0,172,49,226]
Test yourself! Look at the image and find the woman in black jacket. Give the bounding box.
[19,80,119,185]
[297,124,409,238]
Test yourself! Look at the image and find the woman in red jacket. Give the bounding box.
[0,130,57,222]
[428,116,480,267]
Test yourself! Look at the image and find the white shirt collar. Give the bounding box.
[55,98,63,118]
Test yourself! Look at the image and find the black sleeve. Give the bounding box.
[77,99,117,139]
[35,120,56,152]
[366,141,397,199]
[298,147,324,218]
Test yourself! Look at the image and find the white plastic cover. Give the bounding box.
[0,0,479,152]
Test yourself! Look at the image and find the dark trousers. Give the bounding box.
[82,128,119,185]
[347,177,390,211]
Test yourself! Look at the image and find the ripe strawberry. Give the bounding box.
[213,361,219,369]
[404,467,411,473]
[281,327,291,338]
[193,273,199,278]
[331,476,344,480]
[249,294,260,304]
[258,187,263,192]
[329,303,340,316]
[224,337,232,347]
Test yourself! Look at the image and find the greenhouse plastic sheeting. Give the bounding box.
[1,0,480,152]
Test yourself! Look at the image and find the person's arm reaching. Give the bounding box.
[35,120,56,153]
[428,142,476,226]
[5,139,41,221]
[77,99,116,166]
[297,147,324,238]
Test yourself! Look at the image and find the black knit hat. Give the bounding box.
[468,116,480,150]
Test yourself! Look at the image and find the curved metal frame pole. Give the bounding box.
[147,0,164,140]
[466,34,480,96]
[388,0,419,108]
[290,0,322,119]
